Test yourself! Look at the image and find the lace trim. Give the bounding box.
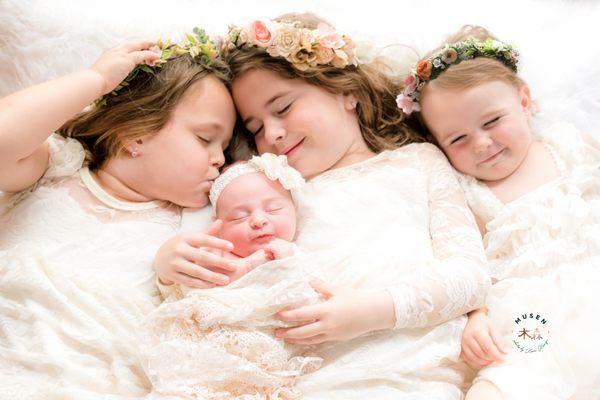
[79,167,166,211]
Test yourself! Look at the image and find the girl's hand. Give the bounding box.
[90,40,162,95]
[460,308,509,369]
[153,220,240,289]
[274,279,396,345]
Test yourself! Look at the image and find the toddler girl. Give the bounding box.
[398,25,600,400]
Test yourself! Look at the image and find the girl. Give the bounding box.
[145,154,326,400]
[399,25,600,399]
[153,14,491,399]
[0,31,238,398]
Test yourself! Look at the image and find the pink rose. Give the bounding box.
[403,75,418,94]
[316,22,345,49]
[251,20,274,47]
[396,94,420,115]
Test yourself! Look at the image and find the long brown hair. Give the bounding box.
[222,13,424,154]
[58,55,231,169]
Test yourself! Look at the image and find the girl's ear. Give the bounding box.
[519,85,532,113]
[343,93,358,111]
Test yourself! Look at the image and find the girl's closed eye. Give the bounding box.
[450,134,467,145]
[483,115,502,128]
[197,135,211,144]
[276,102,292,116]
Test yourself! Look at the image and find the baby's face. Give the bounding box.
[216,172,296,257]
[421,80,533,182]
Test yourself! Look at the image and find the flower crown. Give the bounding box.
[396,38,519,115]
[209,153,305,212]
[95,27,219,107]
[223,19,358,71]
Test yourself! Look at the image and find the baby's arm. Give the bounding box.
[0,41,160,192]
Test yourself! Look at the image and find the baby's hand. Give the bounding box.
[90,40,162,95]
[263,238,295,260]
[460,308,509,370]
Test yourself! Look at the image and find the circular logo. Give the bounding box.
[511,312,550,353]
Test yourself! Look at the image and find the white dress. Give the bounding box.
[0,135,182,399]
[457,122,600,400]
[145,142,491,400]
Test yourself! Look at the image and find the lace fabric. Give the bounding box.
[457,122,600,398]
[0,134,182,398]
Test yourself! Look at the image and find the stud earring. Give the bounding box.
[131,147,139,158]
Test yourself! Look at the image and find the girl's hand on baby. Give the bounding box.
[153,220,239,289]
[274,279,396,344]
[460,308,509,370]
[90,40,162,95]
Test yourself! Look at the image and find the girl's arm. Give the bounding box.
[275,146,491,344]
[0,41,160,192]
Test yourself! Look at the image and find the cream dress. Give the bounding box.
[0,135,181,399]
[458,122,600,400]
[144,142,491,400]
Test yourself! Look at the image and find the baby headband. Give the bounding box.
[396,38,519,115]
[223,18,358,71]
[209,153,305,211]
[96,27,219,107]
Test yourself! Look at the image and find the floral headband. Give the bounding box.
[95,27,219,107]
[209,153,305,212]
[396,38,519,115]
[222,19,358,71]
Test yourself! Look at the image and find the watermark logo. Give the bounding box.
[512,312,550,353]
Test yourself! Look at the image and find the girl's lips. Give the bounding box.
[479,148,505,165]
[283,138,305,157]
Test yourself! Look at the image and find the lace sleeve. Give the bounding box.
[44,133,86,180]
[387,146,490,329]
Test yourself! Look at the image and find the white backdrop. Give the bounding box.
[1,0,599,136]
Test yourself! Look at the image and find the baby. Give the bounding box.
[143,154,322,400]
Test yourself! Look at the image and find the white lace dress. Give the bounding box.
[145,143,490,400]
[458,122,600,400]
[0,135,182,399]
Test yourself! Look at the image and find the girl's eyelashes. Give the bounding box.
[450,135,466,145]
[484,116,502,127]
[276,103,292,116]
[197,135,211,144]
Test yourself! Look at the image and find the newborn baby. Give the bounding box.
[143,154,322,400]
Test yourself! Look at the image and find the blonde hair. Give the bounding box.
[223,13,424,154]
[58,55,231,169]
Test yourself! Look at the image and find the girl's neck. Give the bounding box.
[92,161,154,203]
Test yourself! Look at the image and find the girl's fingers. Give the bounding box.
[467,336,492,361]
[275,303,323,323]
[461,346,491,370]
[185,231,234,253]
[284,334,328,346]
[121,40,155,52]
[174,272,217,289]
[479,331,505,362]
[176,259,230,285]
[308,278,335,299]
[181,245,237,272]
[490,326,511,355]
[275,321,325,340]
[130,50,161,65]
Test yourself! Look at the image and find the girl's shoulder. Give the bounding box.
[1,134,85,214]
[538,121,600,168]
